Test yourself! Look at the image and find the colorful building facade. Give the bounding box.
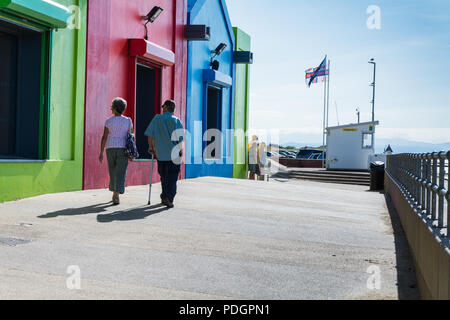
[0,0,87,202]
[232,27,252,179]
[0,0,253,203]
[83,0,187,191]
[185,0,235,178]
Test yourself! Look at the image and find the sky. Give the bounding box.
[224,0,450,146]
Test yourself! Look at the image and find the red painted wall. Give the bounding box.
[83,0,187,190]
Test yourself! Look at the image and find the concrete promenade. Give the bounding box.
[0,177,420,299]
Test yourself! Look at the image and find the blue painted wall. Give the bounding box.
[186,0,235,178]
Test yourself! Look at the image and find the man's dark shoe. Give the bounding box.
[161,198,174,208]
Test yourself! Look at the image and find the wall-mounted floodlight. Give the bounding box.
[210,43,227,70]
[142,6,163,40]
[143,6,163,23]
[212,43,227,58]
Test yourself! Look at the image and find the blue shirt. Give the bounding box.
[144,112,184,161]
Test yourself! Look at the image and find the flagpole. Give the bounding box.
[326,60,330,129]
[322,59,327,169]
[305,56,328,170]
[325,59,331,170]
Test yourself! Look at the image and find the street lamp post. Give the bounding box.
[369,58,376,123]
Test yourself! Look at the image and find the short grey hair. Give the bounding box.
[112,97,127,114]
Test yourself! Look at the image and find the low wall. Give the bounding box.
[385,173,450,300]
[277,158,323,168]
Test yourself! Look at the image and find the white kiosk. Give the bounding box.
[326,121,379,171]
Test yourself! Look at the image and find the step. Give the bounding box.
[288,174,371,186]
[289,174,370,183]
[289,176,370,186]
[289,172,370,181]
[289,169,370,178]
[290,175,370,183]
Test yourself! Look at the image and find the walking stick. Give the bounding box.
[148,154,155,205]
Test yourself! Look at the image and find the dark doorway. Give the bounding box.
[135,63,158,160]
[0,31,17,156]
[0,20,44,159]
[205,86,222,159]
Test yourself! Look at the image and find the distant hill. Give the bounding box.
[375,139,450,154]
[279,142,323,149]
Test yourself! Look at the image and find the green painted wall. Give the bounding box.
[232,27,251,179]
[0,0,86,202]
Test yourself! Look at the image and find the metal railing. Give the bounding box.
[386,151,450,235]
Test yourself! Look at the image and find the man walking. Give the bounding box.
[145,100,184,208]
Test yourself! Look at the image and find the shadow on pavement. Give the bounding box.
[270,172,290,180]
[38,202,115,219]
[96,204,169,223]
[272,178,289,183]
[384,193,421,300]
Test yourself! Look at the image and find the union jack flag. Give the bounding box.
[305,57,328,87]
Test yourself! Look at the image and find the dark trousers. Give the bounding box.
[157,161,181,202]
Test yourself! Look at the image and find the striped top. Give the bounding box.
[105,116,131,149]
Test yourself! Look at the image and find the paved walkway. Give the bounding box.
[0,177,419,299]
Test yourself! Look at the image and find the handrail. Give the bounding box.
[386,151,450,234]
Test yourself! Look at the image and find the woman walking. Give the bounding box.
[99,97,133,205]
[257,142,269,181]
[248,135,260,180]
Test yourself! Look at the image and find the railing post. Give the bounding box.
[408,154,412,198]
[447,151,450,236]
[438,152,445,228]
[413,154,418,203]
[409,154,414,200]
[426,154,432,217]
[418,154,422,209]
[421,153,426,214]
[432,153,438,222]
[405,155,410,194]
